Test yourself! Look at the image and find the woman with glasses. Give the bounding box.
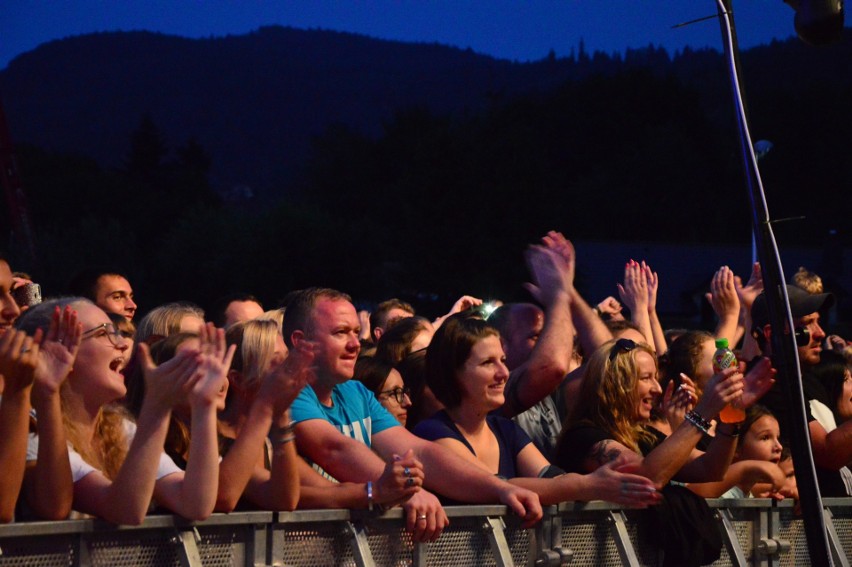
[354,357,412,426]
[412,314,660,507]
[17,298,221,524]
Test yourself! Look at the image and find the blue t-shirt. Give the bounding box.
[291,380,400,479]
[413,410,532,479]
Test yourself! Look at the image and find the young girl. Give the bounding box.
[688,405,787,499]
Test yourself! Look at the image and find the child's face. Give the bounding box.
[738,415,783,464]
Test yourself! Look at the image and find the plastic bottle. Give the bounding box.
[713,338,745,423]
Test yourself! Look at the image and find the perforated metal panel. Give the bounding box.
[708,508,756,567]
[558,514,626,566]
[829,506,852,559]
[87,530,184,567]
[0,535,76,567]
[423,516,507,566]
[198,524,245,566]
[276,522,358,566]
[364,521,415,566]
[774,508,810,567]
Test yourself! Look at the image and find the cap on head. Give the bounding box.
[751,284,834,331]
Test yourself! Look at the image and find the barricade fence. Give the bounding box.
[1,499,849,566]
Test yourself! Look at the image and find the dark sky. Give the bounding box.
[2,1,799,70]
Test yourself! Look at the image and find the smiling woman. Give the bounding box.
[16,297,222,525]
[413,314,660,508]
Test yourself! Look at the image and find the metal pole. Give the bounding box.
[714,1,833,564]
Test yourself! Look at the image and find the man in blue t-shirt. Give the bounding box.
[285,288,542,541]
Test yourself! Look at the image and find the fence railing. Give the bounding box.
[1,498,849,566]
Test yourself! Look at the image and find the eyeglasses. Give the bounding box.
[608,338,636,362]
[379,387,411,404]
[81,323,125,347]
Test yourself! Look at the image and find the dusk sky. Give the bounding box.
[2,1,801,70]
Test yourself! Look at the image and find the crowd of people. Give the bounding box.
[0,233,849,564]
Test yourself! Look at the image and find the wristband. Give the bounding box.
[716,422,743,438]
[684,410,711,434]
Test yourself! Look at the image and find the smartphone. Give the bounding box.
[12,282,42,308]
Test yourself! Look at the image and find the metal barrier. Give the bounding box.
[0,499,850,566]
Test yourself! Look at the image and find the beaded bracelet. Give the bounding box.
[684,410,711,434]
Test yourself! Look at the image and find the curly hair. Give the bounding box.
[567,339,658,453]
[17,297,132,479]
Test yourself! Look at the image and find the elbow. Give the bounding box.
[108,510,148,526]
[214,496,238,514]
[174,501,214,522]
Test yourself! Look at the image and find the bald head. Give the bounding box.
[490,303,544,371]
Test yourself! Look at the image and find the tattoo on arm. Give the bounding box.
[590,440,621,466]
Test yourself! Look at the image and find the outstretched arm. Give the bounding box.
[228,342,315,511]
[706,266,742,345]
[0,328,40,522]
[642,261,668,355]
[26,306,80,520]
[73,346,202,525]
[502,231,574,417]
[618,260,655,351]
[156,324,231,520]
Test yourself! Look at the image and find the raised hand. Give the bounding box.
[0,327,41,395]
[642,261,659,313]
[659,374,697,431]
[33,306,81,399]
[188,323,236,409]
[740,357,776,409]
[523,237,574,307]
[136,342,202,412]
[705,266,740,320]
[735,262,763,313]
[261,339,317,416]
[596,296,624,320]
[617,260,648,314]
[694,367,744,420]
[541,231,576,289]
[447,295,483,315]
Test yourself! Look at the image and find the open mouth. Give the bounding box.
[109,358,125,372]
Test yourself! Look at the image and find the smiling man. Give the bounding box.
[284,287,541,541]
[68,269,138,321]
[750,285,850,495]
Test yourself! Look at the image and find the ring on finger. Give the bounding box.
[418,514,427,521]
[407,477,415,487]
[403,467,411,477]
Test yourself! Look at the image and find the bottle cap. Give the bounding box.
[715,338,729,349]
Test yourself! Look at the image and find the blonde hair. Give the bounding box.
[791,266,824,295]
[256,308,285,334]
[135,302,205,344]
[568,339,658,453]
[61,402,130,480]
[17,297,133,479]
[226,319,280,396]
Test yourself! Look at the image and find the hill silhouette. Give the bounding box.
[0,27,850,317]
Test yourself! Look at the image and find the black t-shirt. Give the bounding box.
[759,366,850,497]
